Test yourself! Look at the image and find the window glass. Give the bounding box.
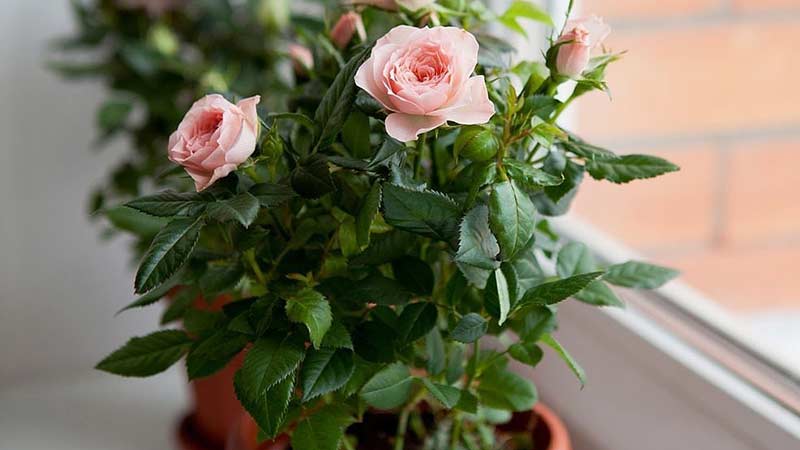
[571,1,800,373]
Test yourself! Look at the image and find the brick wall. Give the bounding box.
[571,1,800,311]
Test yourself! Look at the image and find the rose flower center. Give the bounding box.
[188,109,224,152]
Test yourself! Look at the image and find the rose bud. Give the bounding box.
[355,26,495,142]
[288,43,314,74]
[555,15,611,79]
[330,12,366,49]
[168,94,261,191]
[455,126,499,162]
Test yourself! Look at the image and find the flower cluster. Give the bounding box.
[84,2,680,450]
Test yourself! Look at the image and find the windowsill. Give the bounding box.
[527,216,800,449]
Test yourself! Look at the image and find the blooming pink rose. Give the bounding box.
[355,26,495,142]
[330,12,366,50]
[288,43,314,74]
[116,0,183,15]
[168,95,261,191]
[555,15,611,79]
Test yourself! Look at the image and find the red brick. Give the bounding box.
[731,0,800,13]
[657,243,800,311]
[584,0,721,20]
[723,139,800,244]
[576,20,800,141]
[571,147,718,250]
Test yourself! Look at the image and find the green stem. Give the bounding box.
[394,407,412,450]
[341,436,356,450]
[244,249,266,285]
[450,341,481,449]
[449,412,463,450]
[466,341,480,386]
[414,133,427,179]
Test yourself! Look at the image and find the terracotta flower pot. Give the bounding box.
[172,293,571,450]
[224,402,571,450]
[176,294,247,450]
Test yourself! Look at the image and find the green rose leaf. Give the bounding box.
[134,216,204,294]
[392,256,435,296]
[291,405,354,450]
[285,288,333,349]
[234,373,294,440]
[425,329,446,376]
[489,180,536,260]
[477,367,538,412]
[499,0,554,37]
[517,272,604,308]
[397,302,438,343]
[206,192,260,227]
[356,183,382,248]
[508,342,543,367]
[574,281,624,307]
[455,205,501,289]
[96,330,192,377]
[118,270,184,312]
[503,159,563,190]
[556,242,623,307]
[421,378,461,409]
[291,154,335,199]
[321,321,353,350]
[514,305,556,342]
[300,347,355,402]
[451,313,488,343]
[382,184,461,242]
[105,205,168,238]
[541,333,586,387]
[556,242,596,277]
[604,261,680,288]
[342,110,371,158]
[349,273,412,305]
[360,363,414,409]
[186,330,249,380]
[315,45,373,150]
[237,333,305,394]
[125,190,208,217]
[495,268,511,325]
[586,154,679,184]
[249,183,296,208]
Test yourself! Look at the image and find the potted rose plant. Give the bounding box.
[92,1,680,449]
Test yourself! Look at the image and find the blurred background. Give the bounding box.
[567,0,800,370]
[0,0,798,448]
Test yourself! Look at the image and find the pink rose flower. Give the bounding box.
[555,15,611,79]
[288,43,314,74]
[355,26,495,142]
[168,94,261,191]
[116,0,183,15]
[330,12,366,50]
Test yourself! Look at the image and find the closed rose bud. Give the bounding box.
[330,12,366,49]
[555,15,611,79]
[168,95,261,191]
[455,125,499,162]
[288,43,314,74]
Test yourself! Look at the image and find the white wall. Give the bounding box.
[0,1,162,386]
